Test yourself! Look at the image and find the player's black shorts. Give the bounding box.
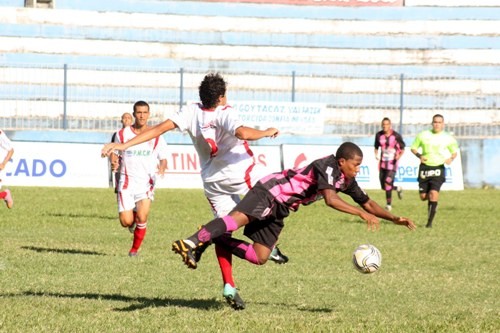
[379,169,397,190]
[417,164,446,193]
[235,184,290,250]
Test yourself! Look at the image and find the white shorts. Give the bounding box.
[204,163,270,217]
[117,181,155,213]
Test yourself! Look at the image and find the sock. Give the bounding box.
[215,241,235,287]
[427,201,438,225]
[130,222,147,253]
[0,191,6,199]
[187,216,238,245]
[216,235,261,265]
[385,190,392,205]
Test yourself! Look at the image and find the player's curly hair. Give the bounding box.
[336,142,363,160]
[199,73,227,109]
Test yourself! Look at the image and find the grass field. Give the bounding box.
[0,187,499,333]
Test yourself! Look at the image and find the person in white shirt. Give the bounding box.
[110,112,133,192]
[102,73,286,309]
[111,101,168,256]
[0,129,14,209]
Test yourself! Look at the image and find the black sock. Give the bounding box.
[427,201,438,225]
[386,190,392,205]
[187,218,227,246]
[214,234,250,260]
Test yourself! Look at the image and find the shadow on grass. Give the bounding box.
[5,291,331,312]
[252,301,334,313]
[21,246,107,256]
[46,212,116,220]
[15,291,223,311]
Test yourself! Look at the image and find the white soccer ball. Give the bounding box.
[352,244,382,274]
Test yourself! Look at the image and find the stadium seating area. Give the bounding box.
[0,0,499,136]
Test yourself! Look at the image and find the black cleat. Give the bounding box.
[223,284,246,310]
[194,241,212,263]
[172,240,197,269]
[268,245,289,264]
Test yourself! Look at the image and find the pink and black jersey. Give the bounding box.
[257,155,369,212]
[374,130,405,171]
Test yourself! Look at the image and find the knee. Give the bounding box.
[258,256,269,265]
[119,217,134,228]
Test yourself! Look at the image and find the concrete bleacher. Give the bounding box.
[0,0,499,137]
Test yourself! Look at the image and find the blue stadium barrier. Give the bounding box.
[1,23,498,50]
[2,53,499,79]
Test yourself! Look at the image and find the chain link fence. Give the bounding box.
[0,63,498,138]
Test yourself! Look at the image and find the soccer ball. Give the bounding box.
[352,244,382,274]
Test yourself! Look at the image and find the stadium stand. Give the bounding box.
[0,0,498,138]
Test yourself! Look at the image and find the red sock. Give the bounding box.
[130,222,147,253]
[215,243,235,287]
[0,191,6,199]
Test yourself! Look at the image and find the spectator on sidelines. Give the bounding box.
[411,114,459,228]
[111,102,167,256]
[0,129,14,209]
[374,117,405,211]
[101,73,286,310]
[109,112,133,192]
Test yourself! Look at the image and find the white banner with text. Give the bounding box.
[1,142,463,190]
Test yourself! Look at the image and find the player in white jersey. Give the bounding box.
[0,129,14,209]
[170,101,271,216]
[102,73,286,309]
[111,101,168,256]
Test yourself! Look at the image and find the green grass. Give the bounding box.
[0,187,499,333]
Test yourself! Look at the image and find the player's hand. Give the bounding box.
[157,165,166,177]
[265,128,279,138]
[393,216,416,231]
[360,212,380,231]
[445,157,454,165]
[101,143,119,157]
[0,162,5,171]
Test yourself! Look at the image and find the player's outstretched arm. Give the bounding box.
[322,189,380,231]
[101,119,177,157]
[235,126,279,141]
[361,199,416,230]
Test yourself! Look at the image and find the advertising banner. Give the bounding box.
[2,142,463,190]
[281,145,464,190]
[231,101,325,135]
[1,142,282,189]
[2,142,109,188]
[155,144,282,189]
[200,0,404,7]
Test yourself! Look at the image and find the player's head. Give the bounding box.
[336,142,363,179]
[199,73,227,109]
[432,114,444,133]
[381,117,392,133]
[121,112,133,128]
[132,101,150,126]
